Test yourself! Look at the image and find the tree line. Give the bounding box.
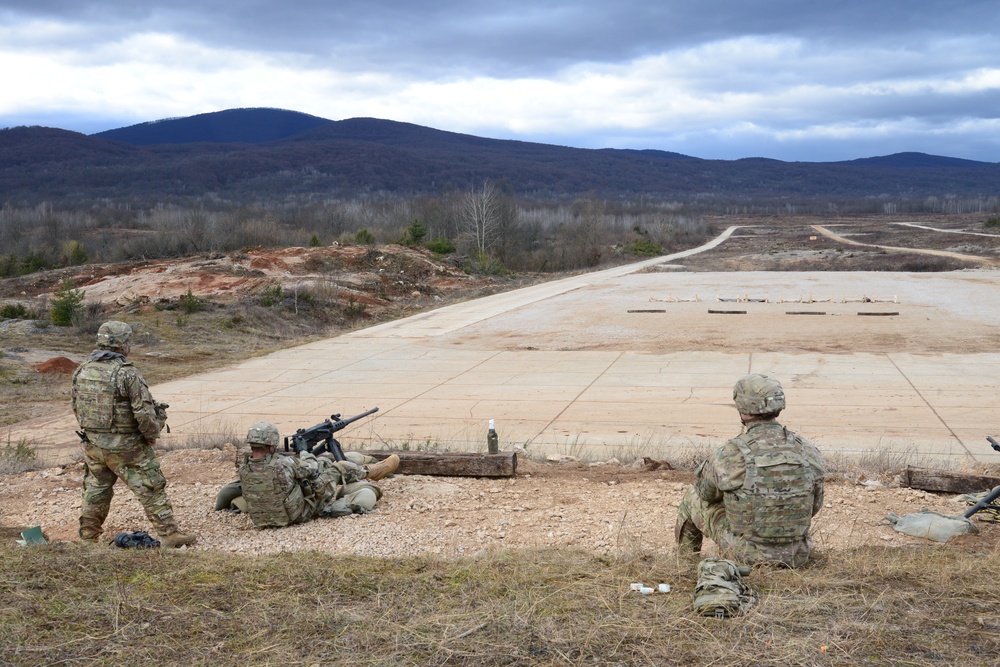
[0,183,713,278]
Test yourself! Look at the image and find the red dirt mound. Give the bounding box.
[32,357,80,374]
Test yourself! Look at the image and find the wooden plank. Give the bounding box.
[360,450,518,478]
[708,309,747,315]
[858,312,899,316]
[904,466,1000,494]
[786,311,826,315]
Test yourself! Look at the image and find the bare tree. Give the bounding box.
[462,180,517,259]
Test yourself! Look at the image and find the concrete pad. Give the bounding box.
[9,226,1000,467]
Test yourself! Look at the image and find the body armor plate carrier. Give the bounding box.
[727,425,814,545]
[239,454,306,528]
[74,358,140,433]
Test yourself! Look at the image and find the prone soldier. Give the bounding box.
[217,422,399,528]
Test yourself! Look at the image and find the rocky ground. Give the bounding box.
[2,445,994,557]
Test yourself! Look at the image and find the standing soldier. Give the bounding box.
[71,320,196,548]
[674,374,824,568]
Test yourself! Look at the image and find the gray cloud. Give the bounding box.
[6,0,999,73]
[2,0,999,161]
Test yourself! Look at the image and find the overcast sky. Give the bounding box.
[2,0,999,162]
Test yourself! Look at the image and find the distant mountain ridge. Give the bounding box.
[1,107,997,203]
[93,108,331,145]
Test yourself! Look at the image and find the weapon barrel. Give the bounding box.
[988,436,1000,453]
[329,406,379,431]
[963,484,1000,518]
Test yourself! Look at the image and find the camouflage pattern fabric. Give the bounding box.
[71,351,161,450]
[79,442,178,539]
[239,452,310,527]
[675,420,825,568]
[73,348,178,541]
[693,558,755,618]
[236,451,381,527]
[962,490,1000,523]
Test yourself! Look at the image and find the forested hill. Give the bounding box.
[93,108,331,145]
[1,107,998,204]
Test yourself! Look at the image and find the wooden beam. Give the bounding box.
[904,466,1000,494]
[360,450,518,478]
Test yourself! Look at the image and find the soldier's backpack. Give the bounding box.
[693,558,755,618]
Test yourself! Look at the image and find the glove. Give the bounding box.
[291,436,309,454]
[153,401,170,432]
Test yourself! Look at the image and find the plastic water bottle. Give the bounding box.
[487,419,499,454]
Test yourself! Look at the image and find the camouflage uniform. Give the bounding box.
[71,322,188,544]
[238,450,383,528]
[675,374,824,568]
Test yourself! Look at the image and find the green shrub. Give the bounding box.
[20,250,50,274]
[985,215,1000,228]
[624,239,664,257]
[424,237,456,254]
[0,303,31,320]
[0,254,19,278]
[465,251,506,276]
[64,240,88,266]
[260,284,283,307]
[399,219,428,246]
[49,279,85,326]
[179,289,206,314]
[308,234,321,247]
[355,228,376,245]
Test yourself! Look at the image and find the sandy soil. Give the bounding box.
[2,445,993,557]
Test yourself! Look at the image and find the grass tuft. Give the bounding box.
[0,437,42,474]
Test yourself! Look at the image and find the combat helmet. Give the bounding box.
[96,321,132,350]
[733,373,785,415]
[245,422,280,448]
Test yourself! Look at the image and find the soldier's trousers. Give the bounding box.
[675,486,727,553]
[311,454,382,518]
[675,486,813,567]
[79,442,177,540]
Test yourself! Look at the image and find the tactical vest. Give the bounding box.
[726,424,814,545]
[239,454,306,528]
[73,358,141,433]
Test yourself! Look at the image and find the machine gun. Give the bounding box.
[283,407,379,461]
[965,436,1000,520]
[888,437,1000,540]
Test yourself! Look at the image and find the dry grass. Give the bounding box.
[0,437,39,474]
[2,539,998,666]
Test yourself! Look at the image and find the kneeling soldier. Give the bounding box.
[675,374,825,568]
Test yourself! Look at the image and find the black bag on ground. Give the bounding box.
[112,531,161,549]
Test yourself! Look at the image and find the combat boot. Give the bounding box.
[365,454,400,481]
[160,531,197,548]
[79,526,102,544]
